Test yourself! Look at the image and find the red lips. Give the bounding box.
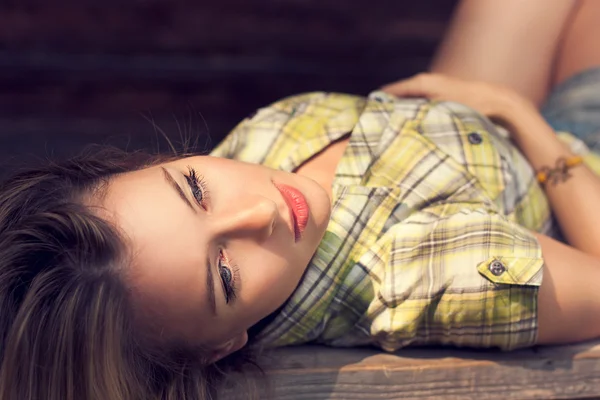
[274,183,309,242]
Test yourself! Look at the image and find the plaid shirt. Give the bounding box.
[211,91,600,351]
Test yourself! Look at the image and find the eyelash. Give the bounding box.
[184,166,209,209]
[184,167,238,304]
[218,250,239,304]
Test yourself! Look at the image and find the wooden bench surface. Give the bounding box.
[227,341,600,399]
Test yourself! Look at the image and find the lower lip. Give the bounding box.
[274,183,309,242]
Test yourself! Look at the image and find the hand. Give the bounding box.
[381,73,533,121]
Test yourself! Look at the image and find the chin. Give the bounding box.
[316,193,333,229]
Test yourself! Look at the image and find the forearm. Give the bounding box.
[497,96,600,256]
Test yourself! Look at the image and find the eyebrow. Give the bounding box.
[161,167,196,213]
[160,167,217,316]
[206,254,217,316]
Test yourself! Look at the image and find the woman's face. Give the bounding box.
[100,156,331,361]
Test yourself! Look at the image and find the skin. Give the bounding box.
[100,156,332,361]
[383,0,600,346]
[100,0,600,360]
[383,73,600,345]
[428,0,576,106]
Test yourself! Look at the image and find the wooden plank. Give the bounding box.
[0,51,432,83]
[221,342,600,399]
[0,1,453,53]
[0,54,431,134]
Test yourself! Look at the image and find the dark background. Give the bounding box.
[0,0,458,175]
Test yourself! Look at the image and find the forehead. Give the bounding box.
[101,165,216,340]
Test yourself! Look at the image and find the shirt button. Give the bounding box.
[489,260,506,276]
[468,132,483,145]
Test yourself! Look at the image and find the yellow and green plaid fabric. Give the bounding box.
[211,91,600,351]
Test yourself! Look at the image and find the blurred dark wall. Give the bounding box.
[0,0,457,173]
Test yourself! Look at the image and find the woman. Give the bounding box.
[2,0,600,398]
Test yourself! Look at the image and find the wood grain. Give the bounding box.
[221,342,600,399]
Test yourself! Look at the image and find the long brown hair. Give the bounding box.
[0,146,261,400]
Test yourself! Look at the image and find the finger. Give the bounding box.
[380,74,436,97]
[380,78,422,96]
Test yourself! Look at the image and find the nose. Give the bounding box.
[212,194,277,242]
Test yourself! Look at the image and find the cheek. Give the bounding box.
[117,199,205,306]
[240,250,306,311]
[132,232,205,308]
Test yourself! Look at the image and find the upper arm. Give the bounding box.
[534,232,600,345]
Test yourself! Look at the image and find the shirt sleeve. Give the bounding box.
[209,92,365,162]
[363,203,544,351]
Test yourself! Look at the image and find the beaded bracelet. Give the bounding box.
[536,155,583,186]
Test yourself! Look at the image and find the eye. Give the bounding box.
[184,166,209,209]
[219,262,232,285]
[218,250,239,304]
